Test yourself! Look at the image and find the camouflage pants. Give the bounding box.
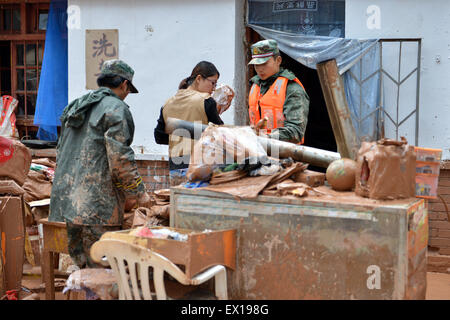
[66,222,121,268]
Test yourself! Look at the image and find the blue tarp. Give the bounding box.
[248,23,381,144]
[343,44,382,144]
[34,0,68,141]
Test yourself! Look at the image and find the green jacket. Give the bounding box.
[49,87,145,226]
[250,68,310,143]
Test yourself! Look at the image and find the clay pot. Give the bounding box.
[326,158,357,191]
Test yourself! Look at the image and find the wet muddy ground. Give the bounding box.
[19,268,450,300]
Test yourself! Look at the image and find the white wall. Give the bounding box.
[346,0,450,160]
[68,0,241,157]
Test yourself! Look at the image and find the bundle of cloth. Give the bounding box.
[22,158,55,203]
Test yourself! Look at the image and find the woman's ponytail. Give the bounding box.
[178,76,193,89]
[178,61,219,90]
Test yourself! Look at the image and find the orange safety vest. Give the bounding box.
[248,76,305,143]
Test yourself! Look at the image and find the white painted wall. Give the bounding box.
[68,0,243,158]
[346,0,450,160]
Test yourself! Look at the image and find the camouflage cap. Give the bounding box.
[100,59,139,93]
[248,39,280,65]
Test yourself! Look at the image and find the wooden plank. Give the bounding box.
[20,1,26,35]
[0,197,24,292]
[101,226,236,279]
[0,0,49,4]
[0,34,45,41]
[30,148,56,158]
[316,59,359,160]
[0,235,4,297]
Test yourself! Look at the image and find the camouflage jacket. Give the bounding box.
[49,87,145,226]
[250,68,310,143]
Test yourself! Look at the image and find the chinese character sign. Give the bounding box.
[85,29,119,89]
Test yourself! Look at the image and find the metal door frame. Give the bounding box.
[346,38,422,145]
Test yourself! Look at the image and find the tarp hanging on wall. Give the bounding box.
[33,0,68,141]
[343,44,382,144]
[248,24,378,74]
[248,23,381,144]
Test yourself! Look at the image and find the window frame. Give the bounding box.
[0,1,50,139]
[0,4,22,35]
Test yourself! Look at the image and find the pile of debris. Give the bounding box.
[181,125,327,199]
[177,125,422,204]
[123,188,170,230]
[0,137,32,298]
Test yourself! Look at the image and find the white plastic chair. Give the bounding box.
[90,239,228,300]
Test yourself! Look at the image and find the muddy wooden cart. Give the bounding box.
[170,186,428,300]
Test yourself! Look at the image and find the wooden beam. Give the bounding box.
[20,1,26,34]
[0,34,45,41]
[0,236,5,298]
[0,1,50,4]
[317,59,359,160]
[16,116,36,126]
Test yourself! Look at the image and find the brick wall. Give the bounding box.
[428,169,450,255]
[136,160,170,192]
[427,167,450,273]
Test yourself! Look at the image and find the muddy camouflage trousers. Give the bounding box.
[66,222,121,268]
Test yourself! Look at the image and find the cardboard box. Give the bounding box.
[416,173,439,199]
[100,226,236,279]
[415,147,442,162]
[416,161,440,175]
[0,196,25,292]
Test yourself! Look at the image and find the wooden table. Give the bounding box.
[38,218,68,300]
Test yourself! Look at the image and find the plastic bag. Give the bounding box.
[0,96,19,139]
[0,137,32,186]
[130,226,188,241]
[212,84,234,115]
[30,162,55,182]
[187,125,267,182]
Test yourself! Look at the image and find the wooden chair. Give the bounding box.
[90,239,228,300]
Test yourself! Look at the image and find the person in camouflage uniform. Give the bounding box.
[248,39,310,144]
[49,59,152,268]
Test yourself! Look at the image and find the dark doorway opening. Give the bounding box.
[280,51,337,152]
[279,51,337,173]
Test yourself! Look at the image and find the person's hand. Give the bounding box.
[253,117,268,136]
[136,192,153,209]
